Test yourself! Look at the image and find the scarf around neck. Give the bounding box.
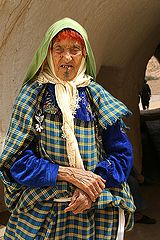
[37,48,91,169]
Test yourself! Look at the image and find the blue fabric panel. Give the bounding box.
[47,84,93,121]
[94,122,133,187]
[10,144,59,187]
[74,87,94,121]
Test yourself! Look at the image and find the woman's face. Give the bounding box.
[52,38,85,81]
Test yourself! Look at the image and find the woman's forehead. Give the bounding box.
[53,38,82,47]
[52,29,85,48]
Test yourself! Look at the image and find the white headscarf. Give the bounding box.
[37,48,91,169]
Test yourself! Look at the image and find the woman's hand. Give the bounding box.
[64,188,92,214]
[57,166,106,202]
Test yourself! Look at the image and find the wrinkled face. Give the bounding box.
[52,38,85,81]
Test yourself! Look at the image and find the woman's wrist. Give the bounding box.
[57,166,74,182]
[57,166,86,185]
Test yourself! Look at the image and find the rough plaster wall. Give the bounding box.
[97,26,160,170]
[1,0,160,171]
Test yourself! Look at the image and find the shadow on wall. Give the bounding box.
[140,119,160,183]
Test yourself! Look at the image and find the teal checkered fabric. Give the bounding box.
[0,80,135,239]
[87,81,132,128]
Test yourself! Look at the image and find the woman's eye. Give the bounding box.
[54,47,63,53]
[70,48,81,55]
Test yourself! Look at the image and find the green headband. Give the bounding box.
[23,17,96,85]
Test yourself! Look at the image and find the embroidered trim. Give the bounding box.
[35,108,44,132]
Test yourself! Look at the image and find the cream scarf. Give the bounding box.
[37,48,91,169]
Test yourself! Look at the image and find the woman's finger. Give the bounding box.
[65,191,92,214]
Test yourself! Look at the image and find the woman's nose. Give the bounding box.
[63,51,72,61]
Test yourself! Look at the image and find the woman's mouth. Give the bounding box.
[61,65,73,70]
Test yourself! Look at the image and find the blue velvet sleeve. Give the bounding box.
[94,121,133,187]
[10,143,59,187]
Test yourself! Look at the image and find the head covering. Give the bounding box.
[23,17,96,85]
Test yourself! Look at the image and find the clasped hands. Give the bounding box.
[58,167,106,214]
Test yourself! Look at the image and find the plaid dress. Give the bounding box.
[0,80,135,239]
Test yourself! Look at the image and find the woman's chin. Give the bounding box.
[58,73,75,82]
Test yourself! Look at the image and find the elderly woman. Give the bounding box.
[0,18,135,239]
